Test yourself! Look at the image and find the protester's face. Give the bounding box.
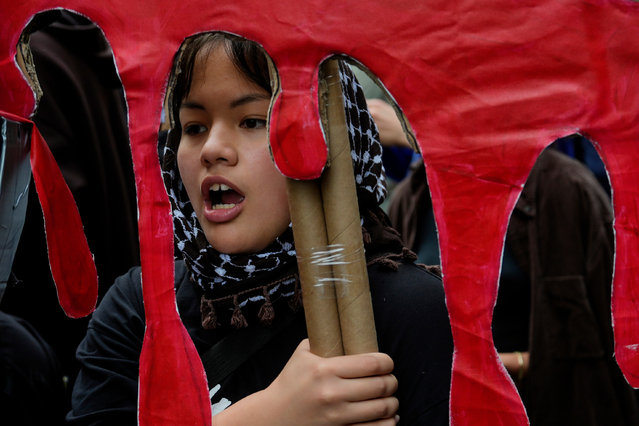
[177,44,290,254]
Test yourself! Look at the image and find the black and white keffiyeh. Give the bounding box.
[162,58,386,329]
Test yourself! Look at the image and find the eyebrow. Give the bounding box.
[229,93,271,108]
[180,101,205,111]
[179,93,271,111]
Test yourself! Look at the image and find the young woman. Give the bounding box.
[68,32,453,425]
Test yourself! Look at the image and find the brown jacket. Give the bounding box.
[389,149,639,425]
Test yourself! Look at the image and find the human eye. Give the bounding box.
[182,123,207,136]
[240,118,267,130]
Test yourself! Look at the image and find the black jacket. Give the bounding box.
[69,259,453,425]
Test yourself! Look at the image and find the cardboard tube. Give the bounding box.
[287,178,344,357]
[319,59,378,354]
[271,56,343,357]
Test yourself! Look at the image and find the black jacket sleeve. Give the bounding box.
[67,267,145,426]
[369,262,453,425]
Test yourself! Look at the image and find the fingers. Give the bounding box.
[286,339,399,424]
[352,414,399,426]
[313,372,397,405]
[330,352,395,379]
[296,338,394,379]
[343,374,398,402]
[339,396,399,425]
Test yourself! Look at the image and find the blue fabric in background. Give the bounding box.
[382,146,418,182]
[554,134,611,197]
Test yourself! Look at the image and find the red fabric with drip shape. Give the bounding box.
[0,111,97,318]
[2,1,639,425]
[127,71,212,425]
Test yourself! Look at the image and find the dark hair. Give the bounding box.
[168,32,271,134]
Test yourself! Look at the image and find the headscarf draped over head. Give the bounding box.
[162,33,387,329]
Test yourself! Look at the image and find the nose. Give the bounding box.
[200,123,238,167]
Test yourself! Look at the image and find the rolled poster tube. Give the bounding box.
[287,178,344,357]
[319,59,378,354]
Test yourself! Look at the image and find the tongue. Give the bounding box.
[221,190,244,205]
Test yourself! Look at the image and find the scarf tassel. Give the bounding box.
[361,225,372,245]
[401,247,418,262]
[200,296,219,329]
[376,256,400,271]
[231,295,249,328]
[288,278,303,312]
[258,286,275,326]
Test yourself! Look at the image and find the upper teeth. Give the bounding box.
[210,183,230,192]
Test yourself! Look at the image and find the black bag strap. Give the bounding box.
[201,312,297,388]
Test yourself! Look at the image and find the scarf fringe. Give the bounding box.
[257,286,275,326]
[367,246,422,272]
[288,278,303,312]
[231,295,249,328]
[402,246,417,262]
[418,263,442,277]
[198,274,299,329]
[200,296,219,329]
[362,226,372,244]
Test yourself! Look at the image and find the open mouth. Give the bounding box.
[208,183,245,209]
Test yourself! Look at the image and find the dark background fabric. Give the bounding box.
[0,311,67,426]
